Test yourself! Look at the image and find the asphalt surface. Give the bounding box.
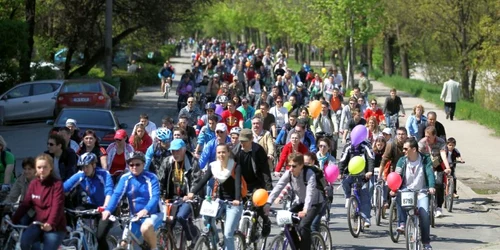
[1,52,500,249]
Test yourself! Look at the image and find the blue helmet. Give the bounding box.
[205,102,216,111]
[77,152,97,167]
[156,128,173,143]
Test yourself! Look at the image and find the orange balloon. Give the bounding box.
[245,61,251,67]
[309,100,322,119]
[252,188,269,207]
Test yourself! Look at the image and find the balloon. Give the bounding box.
[245,61,251,67]
[321,68,327,74]
[252,188,269,207]
[186,85,192,92]
[324,164,340,183]
[215,104,224,116]
[308,100,322,119]
[387,172,403,192]
[254,109,261,115]
[348,156,365,175]
[351,125,368,146]
[283,101,292,111]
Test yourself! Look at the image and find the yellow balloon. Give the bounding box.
[348,156,365,175]
[309,100,322,119]
[283,101,292,111]
[254,109,261,115]
[321,68,327,74]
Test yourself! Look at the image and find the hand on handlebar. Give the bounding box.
[429,188,436,195]
[274,172,282,178]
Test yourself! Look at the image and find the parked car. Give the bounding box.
[55,79,111,114]
[102,81,120,107]
[0,80,63,123]
[46,108,128,148]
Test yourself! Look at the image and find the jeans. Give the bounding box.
[289,203,322,250]
[396,192,431,244]
[444,102,456,120]
[176,202,198,241]
[385,113,400,129]
[20,224,65,250]
[341,176,373,220]
[311,200,328,232]
[204,202,242,250]
[96,218,114,250]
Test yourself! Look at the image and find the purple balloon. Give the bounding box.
[215,104,224,116]
[186,85,193,92]
[351,124,368,146]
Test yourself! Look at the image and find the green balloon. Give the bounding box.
[283,101,292,111]
[348,156,365,175]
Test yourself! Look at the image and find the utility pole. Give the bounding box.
[104,0,113,78]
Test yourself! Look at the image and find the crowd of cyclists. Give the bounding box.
[0,38,466,250]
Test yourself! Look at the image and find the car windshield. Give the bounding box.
[61,82,101,93]
[57,109,115,127]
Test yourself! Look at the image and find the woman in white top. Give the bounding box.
[269,96,288,130]
[308,73,324,100]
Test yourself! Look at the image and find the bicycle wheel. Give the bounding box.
[388,200,400,243]
[375,185,383,226]
[156,228,174,250]
[267,233,288,250]
[405,216,417,250]
[106,235,119,249]
[234,231,247,250]
[318,223,333,250]
[239,217,251,245]
[446,179,455,213]
[311,232,327,250]
[347,196,361,238]
[430,194,436,228]
[193,235,211,250]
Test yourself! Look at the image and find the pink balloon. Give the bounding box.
[324,164,339,183]
[351,125,368,146]
[215,104,224,116]
[387,172,403,192]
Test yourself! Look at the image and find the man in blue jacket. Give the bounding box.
[102,152,162,250]
[199,123,231,169]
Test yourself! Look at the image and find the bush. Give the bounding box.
[141,44,177,66]
[114,70,139,104]
[371,68,383,80]
[378,75,500,135]
[31,66,58,81]
[136,63,160,86]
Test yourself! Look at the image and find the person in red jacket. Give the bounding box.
[129,124,153,153]
[12,153,66,249]
[364,99,385,124]
[274,131,308,176]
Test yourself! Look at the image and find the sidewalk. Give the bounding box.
[369,78,500,208]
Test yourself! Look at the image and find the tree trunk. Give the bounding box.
[367,44,373,73]
[338,47,347,88]
[400,46,410,78]
[470,69,478,101]
[294,43,299,63]
[383,32,395,75]
[63,48,76,78]
[459,60,470,100]
[322,48,325,67]
[19,0,36,82]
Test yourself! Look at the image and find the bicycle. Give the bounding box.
[383,113,403,132]
[238,198,268,250]
[163,77,173,99]
[193,198,245,250]
[318,201,333,250]
[107,214,153,250]
[157,198,200,250]
[65,208,103,250]
[443,161,464,213]
[345,175,368,238]
[429,193,436,228]
[372,168,385,226]
[267,209,326,250]
[388,195,400,243]
[400,189,430,250]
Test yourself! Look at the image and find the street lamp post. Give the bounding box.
[105,0,113,78]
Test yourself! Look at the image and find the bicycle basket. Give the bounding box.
[276,210,293,226]
[400,191,418,210]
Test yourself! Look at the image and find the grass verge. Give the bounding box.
[376,74,500,135]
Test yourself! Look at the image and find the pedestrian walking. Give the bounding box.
[440,76,460,120]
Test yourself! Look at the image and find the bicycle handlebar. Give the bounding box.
[65,208,101,216]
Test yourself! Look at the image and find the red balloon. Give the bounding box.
[387,172,402,192]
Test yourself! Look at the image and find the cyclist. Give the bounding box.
[285,120,317,153]
[275,132,309,176]
[3,157,35,225]
[161,139,201,247]
[64,153,114,250]
[338,138,375,227]
[196,102,221,135]
[265,153,323,250]
[159,62,175,96]
[177,74,195,112]
[77,130,108,169]
[391,137,435,250]
[178,96,202,127]
[195,114,218,157]
[406,104,427,140]
[316,138,336,203]
[45,134,77,179]
[102,152,162,250]
[12,154,67,249]
[0,135,16,191]
[144,128,173,184]
[186,144,244,250]
[199,123,231,169]
[383,88,406,128]
[313,101,339,158]
[380,127,408,207]
[106,129,134,176]
[445,137,464,198]
[275,114,298,145]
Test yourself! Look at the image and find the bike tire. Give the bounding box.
[405,216,417,250]
[234,231,247,250]
[388,199,400,243]
[430,194,436,228]
[446,180,455,213]
[347,196,361,238]
[193,235,211,250]
[318,223,333,250]
[375,185,383,226]
[156,228,175,250]
[311,232,327,250]
[267,233,286,250]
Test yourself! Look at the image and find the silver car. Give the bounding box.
[0,80,63,123]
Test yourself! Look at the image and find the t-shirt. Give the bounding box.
[384,96,403,115]
[110,152,125,175]
[0,150,15,185]
[262,114,276,132]
[418,137,446,156]
[221,110,243,131]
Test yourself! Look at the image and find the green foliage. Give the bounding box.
[114,70,139,104]
[136,63,160,86]
[31,66,58,80]
[371,68,383,80]
[378,75,500,135]
[0,19,28,92]
[33,36,57,62]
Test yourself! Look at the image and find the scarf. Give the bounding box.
[210,158,236,183]
[318,152,329,170]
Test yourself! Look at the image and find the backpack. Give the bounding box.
[289,165,327,198]
[212,161,248,198]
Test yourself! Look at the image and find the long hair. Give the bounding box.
[35,153,58,179]
[133,124,146,149]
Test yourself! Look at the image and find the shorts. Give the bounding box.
[128,212,164,240]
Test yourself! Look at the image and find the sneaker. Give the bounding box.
[423,244,433,250]
[397,224,405,233]
[345,199,350,208]
[364,219,371,228]
[435,208,443,218]
[453,193,459,198]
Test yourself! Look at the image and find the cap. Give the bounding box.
[241,97,249,104]
[114,129,128,140]
[168,139,186,151]
[230,127,241,135]
[213,73,219,78]
[239,129,252,142]
[382,128,392,135]
[215,123,227,132]
[66,118,77,127]
[297,82,304,87]
[127,151,146,163]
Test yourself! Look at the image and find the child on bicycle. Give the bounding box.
[445,137,464,198]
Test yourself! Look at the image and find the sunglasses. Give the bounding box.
[216,131,225,134]
[403,147,410,152]
[115,139,122,142]
[288,164,299,168]
[129,163,142,167]
[47,142,55,146]
[371,103,377,105]
[349,102,355,105]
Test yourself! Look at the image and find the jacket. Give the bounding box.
[395,153,435,189]
[145,142,171,171]
[338,141,375,175]
[161,151,202,199]
[106,142,135,170]
[4,174,31,203]
[63,168,114,206]
[254,129,275,161]
[129,133,153,154]
[199,136,231,169]
[275,142,309,172]
[197,125,216,147]
[12,176,66,231]
[106,170,161,215]
[285,128,317,153]
[44,149,77,180]
[406,115,427,139]
[363,108,385,124]
[380,140,405,174]
[440,79,460,103]
[313,110,339,134]
[236,142,273,191]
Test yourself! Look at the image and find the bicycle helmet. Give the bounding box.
[230,127,241,135]
[156,128,173,143]
[77,152,97,167]
[127,151,146,163]
[216,95,229,104]
[205,102,216,111]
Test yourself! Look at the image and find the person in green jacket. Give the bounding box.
[390,137,435,250]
